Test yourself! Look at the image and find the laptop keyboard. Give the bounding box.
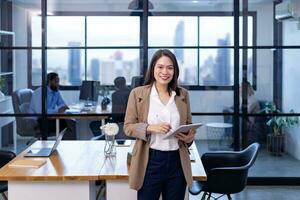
[37,148,52,155]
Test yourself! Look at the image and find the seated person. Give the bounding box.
[29,72,76,140]
[90,77,130,138]
[241,81,262,144]
[223,81,262,144]
[111,76,131,119]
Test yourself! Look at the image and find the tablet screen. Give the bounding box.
[164,123,203,139]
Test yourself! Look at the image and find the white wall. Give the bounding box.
[282,20,300,160]
[250,1,273,102]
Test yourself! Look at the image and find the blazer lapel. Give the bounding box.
[137,85,151,123]
[175,92,187,126]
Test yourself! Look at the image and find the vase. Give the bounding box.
[267,134,286,156]
[104,134,116,157]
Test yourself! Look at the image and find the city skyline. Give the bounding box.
[31,15,253,86]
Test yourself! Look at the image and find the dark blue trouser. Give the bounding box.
[138,148,187,200]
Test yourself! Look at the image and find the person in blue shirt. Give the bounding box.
[29,72,76,139]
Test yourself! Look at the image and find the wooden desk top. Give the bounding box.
[190,143,207,181]
[0,141,105,181]
[99,142,207,181]
[0,141,206,182]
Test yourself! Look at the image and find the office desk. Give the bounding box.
[54,104,112,137]
[100,142,207,200]
[0,141,206,200]
[0,141,104,200]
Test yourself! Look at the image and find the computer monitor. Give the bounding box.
[79,80,100,105]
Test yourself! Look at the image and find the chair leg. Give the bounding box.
[227,194,232,200]
[207,192,212,200]
[201,192,207,200]
[96,181,105,200]
[1,193,8,200]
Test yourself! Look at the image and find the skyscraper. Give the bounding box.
[90,58,100,81]
[214,34,231,85]
[68,42,81,85]
[174,20,184,64]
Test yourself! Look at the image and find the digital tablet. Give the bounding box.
[164,123,203,139]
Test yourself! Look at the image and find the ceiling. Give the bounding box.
[10,0,274,12]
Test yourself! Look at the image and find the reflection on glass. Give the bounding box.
[87,49,140,85]
[87,16,140,46]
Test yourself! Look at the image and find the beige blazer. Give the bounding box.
[124,84,193,190]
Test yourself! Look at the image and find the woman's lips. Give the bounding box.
[159,76,170,80]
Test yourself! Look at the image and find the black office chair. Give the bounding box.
[189,143,259,200]
[12,89,41,145]
[131,75,144,89]
[0,150,16,200]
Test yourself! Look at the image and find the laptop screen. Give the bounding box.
[51,128,67,153]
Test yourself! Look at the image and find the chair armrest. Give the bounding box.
[201,152,242,172]
[0,150,16,168]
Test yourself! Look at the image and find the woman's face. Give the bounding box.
[153,56,175,86]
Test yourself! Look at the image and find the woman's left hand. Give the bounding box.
[175,129,196,144]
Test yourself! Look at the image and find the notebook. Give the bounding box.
[9,159,46,168]
[24,128,67,157]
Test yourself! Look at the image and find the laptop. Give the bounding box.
[24,128,67,157]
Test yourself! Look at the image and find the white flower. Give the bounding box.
[101,123,119,136]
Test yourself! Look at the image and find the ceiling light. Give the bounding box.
[128,0,154,10]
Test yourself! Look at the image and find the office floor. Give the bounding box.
[189,186,300,200]
[194,140,300,177]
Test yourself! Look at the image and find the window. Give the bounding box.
[148,15,255,87]
[31,15,140,86]
[30,14,254,88]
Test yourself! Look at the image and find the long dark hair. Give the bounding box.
[144,49,180,95]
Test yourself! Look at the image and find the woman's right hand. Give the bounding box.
[147,123,171,134]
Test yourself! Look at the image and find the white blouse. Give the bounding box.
[147,84,180,151]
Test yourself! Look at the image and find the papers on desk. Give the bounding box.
[65,108,81,114]
[9,159,47,168]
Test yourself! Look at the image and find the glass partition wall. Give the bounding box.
[1,0,300,184]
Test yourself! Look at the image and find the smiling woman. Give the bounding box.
[124,49,196,200]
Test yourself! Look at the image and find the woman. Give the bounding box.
[240,80,261,144]
[124,49,195,200]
